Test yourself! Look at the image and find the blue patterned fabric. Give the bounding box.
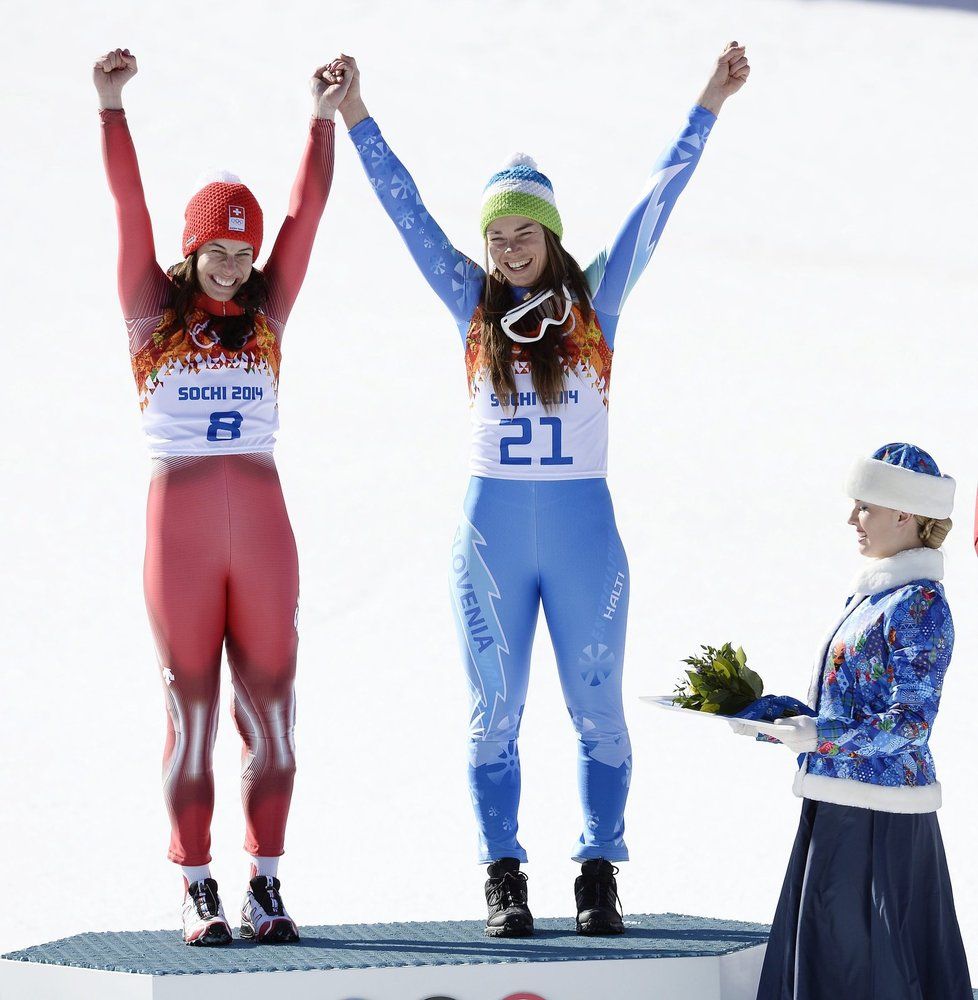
[735,695,816,746]
[452,477,631,862]
[734,695,815,722]
[806,582,952,791]
[871,442,942,477]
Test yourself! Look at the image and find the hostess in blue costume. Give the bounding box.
[738,444,971,1000]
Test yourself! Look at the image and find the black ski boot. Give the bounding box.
[484,858,533,938]
[574,859,624,935]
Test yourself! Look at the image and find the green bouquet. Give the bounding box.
[672,642,764,715]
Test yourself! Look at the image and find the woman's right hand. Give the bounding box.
[93,48,137,110]
[331,53,369,128]
[696,41,749,116]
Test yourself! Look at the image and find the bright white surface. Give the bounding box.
[2,0,977,972]
[642,698,790,737]
[0,963,153,1000]
[0,947,767,1000]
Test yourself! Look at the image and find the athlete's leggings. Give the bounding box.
[450,476,632,864]
[144,454,299,866]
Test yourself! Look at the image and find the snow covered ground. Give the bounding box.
[2,0,977,972]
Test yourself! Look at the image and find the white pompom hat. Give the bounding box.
[480,153,562,238]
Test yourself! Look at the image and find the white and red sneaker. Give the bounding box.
[181,878,232,946]
[240,875,299,943]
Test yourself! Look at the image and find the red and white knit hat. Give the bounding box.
[182,170,263,260]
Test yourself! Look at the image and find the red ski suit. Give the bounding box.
[101,109,335,865]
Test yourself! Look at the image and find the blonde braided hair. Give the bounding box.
[915,515,952,549]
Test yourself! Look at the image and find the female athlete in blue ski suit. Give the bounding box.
[337,48,748,868]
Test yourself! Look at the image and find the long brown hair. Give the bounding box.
[160,253,269,351]
[481,228,593,411]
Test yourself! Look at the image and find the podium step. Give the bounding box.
[1,911,769,999]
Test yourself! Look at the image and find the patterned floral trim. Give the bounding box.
[132,309,281,412]
[464,304,613,403]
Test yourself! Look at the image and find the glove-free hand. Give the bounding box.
[769,715,818,753]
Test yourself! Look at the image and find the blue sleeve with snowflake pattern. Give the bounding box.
[585,106,716,346]
[815,586,953,759]
[348,117,485,335]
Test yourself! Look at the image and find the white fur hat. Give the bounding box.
[845,443,955,519]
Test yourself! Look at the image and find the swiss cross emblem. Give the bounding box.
[228,205,246,232]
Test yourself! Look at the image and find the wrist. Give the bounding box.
[695,88,724,117]
[97,91,125,111]
[313,103,337,121]
[340,97,369,129]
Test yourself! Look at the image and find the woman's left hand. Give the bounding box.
[697,41,751,116]
[311,58,353,119]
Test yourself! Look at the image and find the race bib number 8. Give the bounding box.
[207,410,244,442]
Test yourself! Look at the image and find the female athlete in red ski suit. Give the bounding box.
[96,47,349,943]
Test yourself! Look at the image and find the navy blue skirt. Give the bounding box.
[757,798,971,1000]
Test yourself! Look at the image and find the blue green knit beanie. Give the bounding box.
[480,154,563,239]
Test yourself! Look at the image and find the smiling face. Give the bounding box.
[486,217,549,288]
[195,239,254,301]
[848,500,922,558]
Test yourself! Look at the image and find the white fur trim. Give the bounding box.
[793,770,941,813]
[846,457,955,519]
[850,546,944,596]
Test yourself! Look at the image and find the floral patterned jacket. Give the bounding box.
[794,547,952,813]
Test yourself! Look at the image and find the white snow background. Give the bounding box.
[2,0,977,967]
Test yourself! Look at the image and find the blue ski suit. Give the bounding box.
[350,106,716,861]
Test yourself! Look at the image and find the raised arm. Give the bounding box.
[587,43,751,329]
[336,56,485,332]
[263,61,351,328]
[94,48,169,350]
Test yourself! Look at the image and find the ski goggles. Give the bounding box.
[500,284,574,343]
